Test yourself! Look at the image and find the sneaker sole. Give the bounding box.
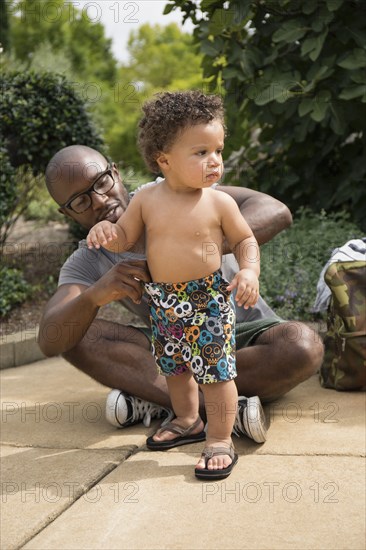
[242,396,267,443]
[105,389,128,428]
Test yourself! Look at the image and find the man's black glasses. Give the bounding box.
[60,163,115,214]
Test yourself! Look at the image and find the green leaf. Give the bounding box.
[330,104,346,134]
[317,90,331,102]
[339,85,366,100]
[312,19,323,32]
[348,29,366,49]
[209,9,233,34]
[201,0,220,9]
[163,4,175,15]
[232,2,252,24]
[326,0,343,11]
[272,21,307,44]
[254,81,291,106]
[350,69,366,84]
[222,66,240,79]
[228,41,244,64]
[298,98,313,117]
[310,98,329,122]
[302,0,318,14]
[309,29,328,61]
[301,36,318,57]
[337,49,366,70]
[307,62,334,82]
[200,39,220,57]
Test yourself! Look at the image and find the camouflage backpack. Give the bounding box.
[320,259,366,391]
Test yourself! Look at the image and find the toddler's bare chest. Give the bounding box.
[145,202,221,238]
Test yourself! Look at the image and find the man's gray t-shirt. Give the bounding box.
[58,182,280,326]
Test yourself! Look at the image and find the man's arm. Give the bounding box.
[216,185,292,246]
[38,260,150,356]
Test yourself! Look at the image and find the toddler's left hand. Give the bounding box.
[227,269,259,309]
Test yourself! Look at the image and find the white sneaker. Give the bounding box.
[105,389,173,428]
[232,396,267,443]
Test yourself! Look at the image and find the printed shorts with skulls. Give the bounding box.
[144,270,237,384]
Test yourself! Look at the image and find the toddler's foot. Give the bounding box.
[152,416,204,442]
[146,416,206,451]
[194,439,238,480]
[195,438,234,471]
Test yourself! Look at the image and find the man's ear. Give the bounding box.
[111,162,123,184]
[58,207,73,219]
[156,152,170,171]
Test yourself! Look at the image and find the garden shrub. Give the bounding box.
[260,209,362,320]
[0,71,105,314]
[0,71,105,241]
[1,71,104,175]
[0,144,17,243]
[0,71,103,244]
[0,266,32,317]
[166,0,366,230]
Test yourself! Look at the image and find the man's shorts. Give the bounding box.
[144,270,237,384]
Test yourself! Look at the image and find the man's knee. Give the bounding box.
[62,339,90,370]
[61,320,112,369]
[281,322,324,375]
[62,320,150,368]
[258,321,324,375]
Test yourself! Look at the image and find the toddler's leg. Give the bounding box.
[196,380,238,470]
[152,371,204,442]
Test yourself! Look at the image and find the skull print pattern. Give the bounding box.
[145,271,237,384]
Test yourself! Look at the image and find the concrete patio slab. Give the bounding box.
[257,374,366,457]
[0,445,129,550]
[23,451,365,550]
[2,359,365,456]
[1,357,365,550]
[0,358,151,450]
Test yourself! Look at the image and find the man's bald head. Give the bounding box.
[44,145,129,229]
[45,145,108,203]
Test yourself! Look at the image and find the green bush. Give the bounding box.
[25,197,63,223]
[0,0,10,51]
[25,179,64,223]
[0,71,106,313]
[0,266,32,317]
[166,0,366,230]
[260,209,362,320]
[0,144,17,236]
[1,71,104,175]
[0,70,105,247]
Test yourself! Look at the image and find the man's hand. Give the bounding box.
[88,260,151,305]
[227,268,259,309]
[87,220,118,249]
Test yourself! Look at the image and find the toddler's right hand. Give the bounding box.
[86,220,118,249]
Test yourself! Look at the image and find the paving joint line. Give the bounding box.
[0,442,139,452]
[18,457,127,550]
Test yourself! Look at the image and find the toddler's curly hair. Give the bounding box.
[138,90,225,174]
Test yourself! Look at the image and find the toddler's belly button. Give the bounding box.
[195,231,200,236]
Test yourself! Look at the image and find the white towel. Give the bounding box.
[312,238,366,313]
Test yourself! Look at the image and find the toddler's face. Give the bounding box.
[160,120,225,190]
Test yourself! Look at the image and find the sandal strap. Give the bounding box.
[201,445,235,460]
[157,417,202,437]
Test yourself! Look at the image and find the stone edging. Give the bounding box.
[0,325,45,370]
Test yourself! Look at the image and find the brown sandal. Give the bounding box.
[195,445,238,480]
[146,417,206,450]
